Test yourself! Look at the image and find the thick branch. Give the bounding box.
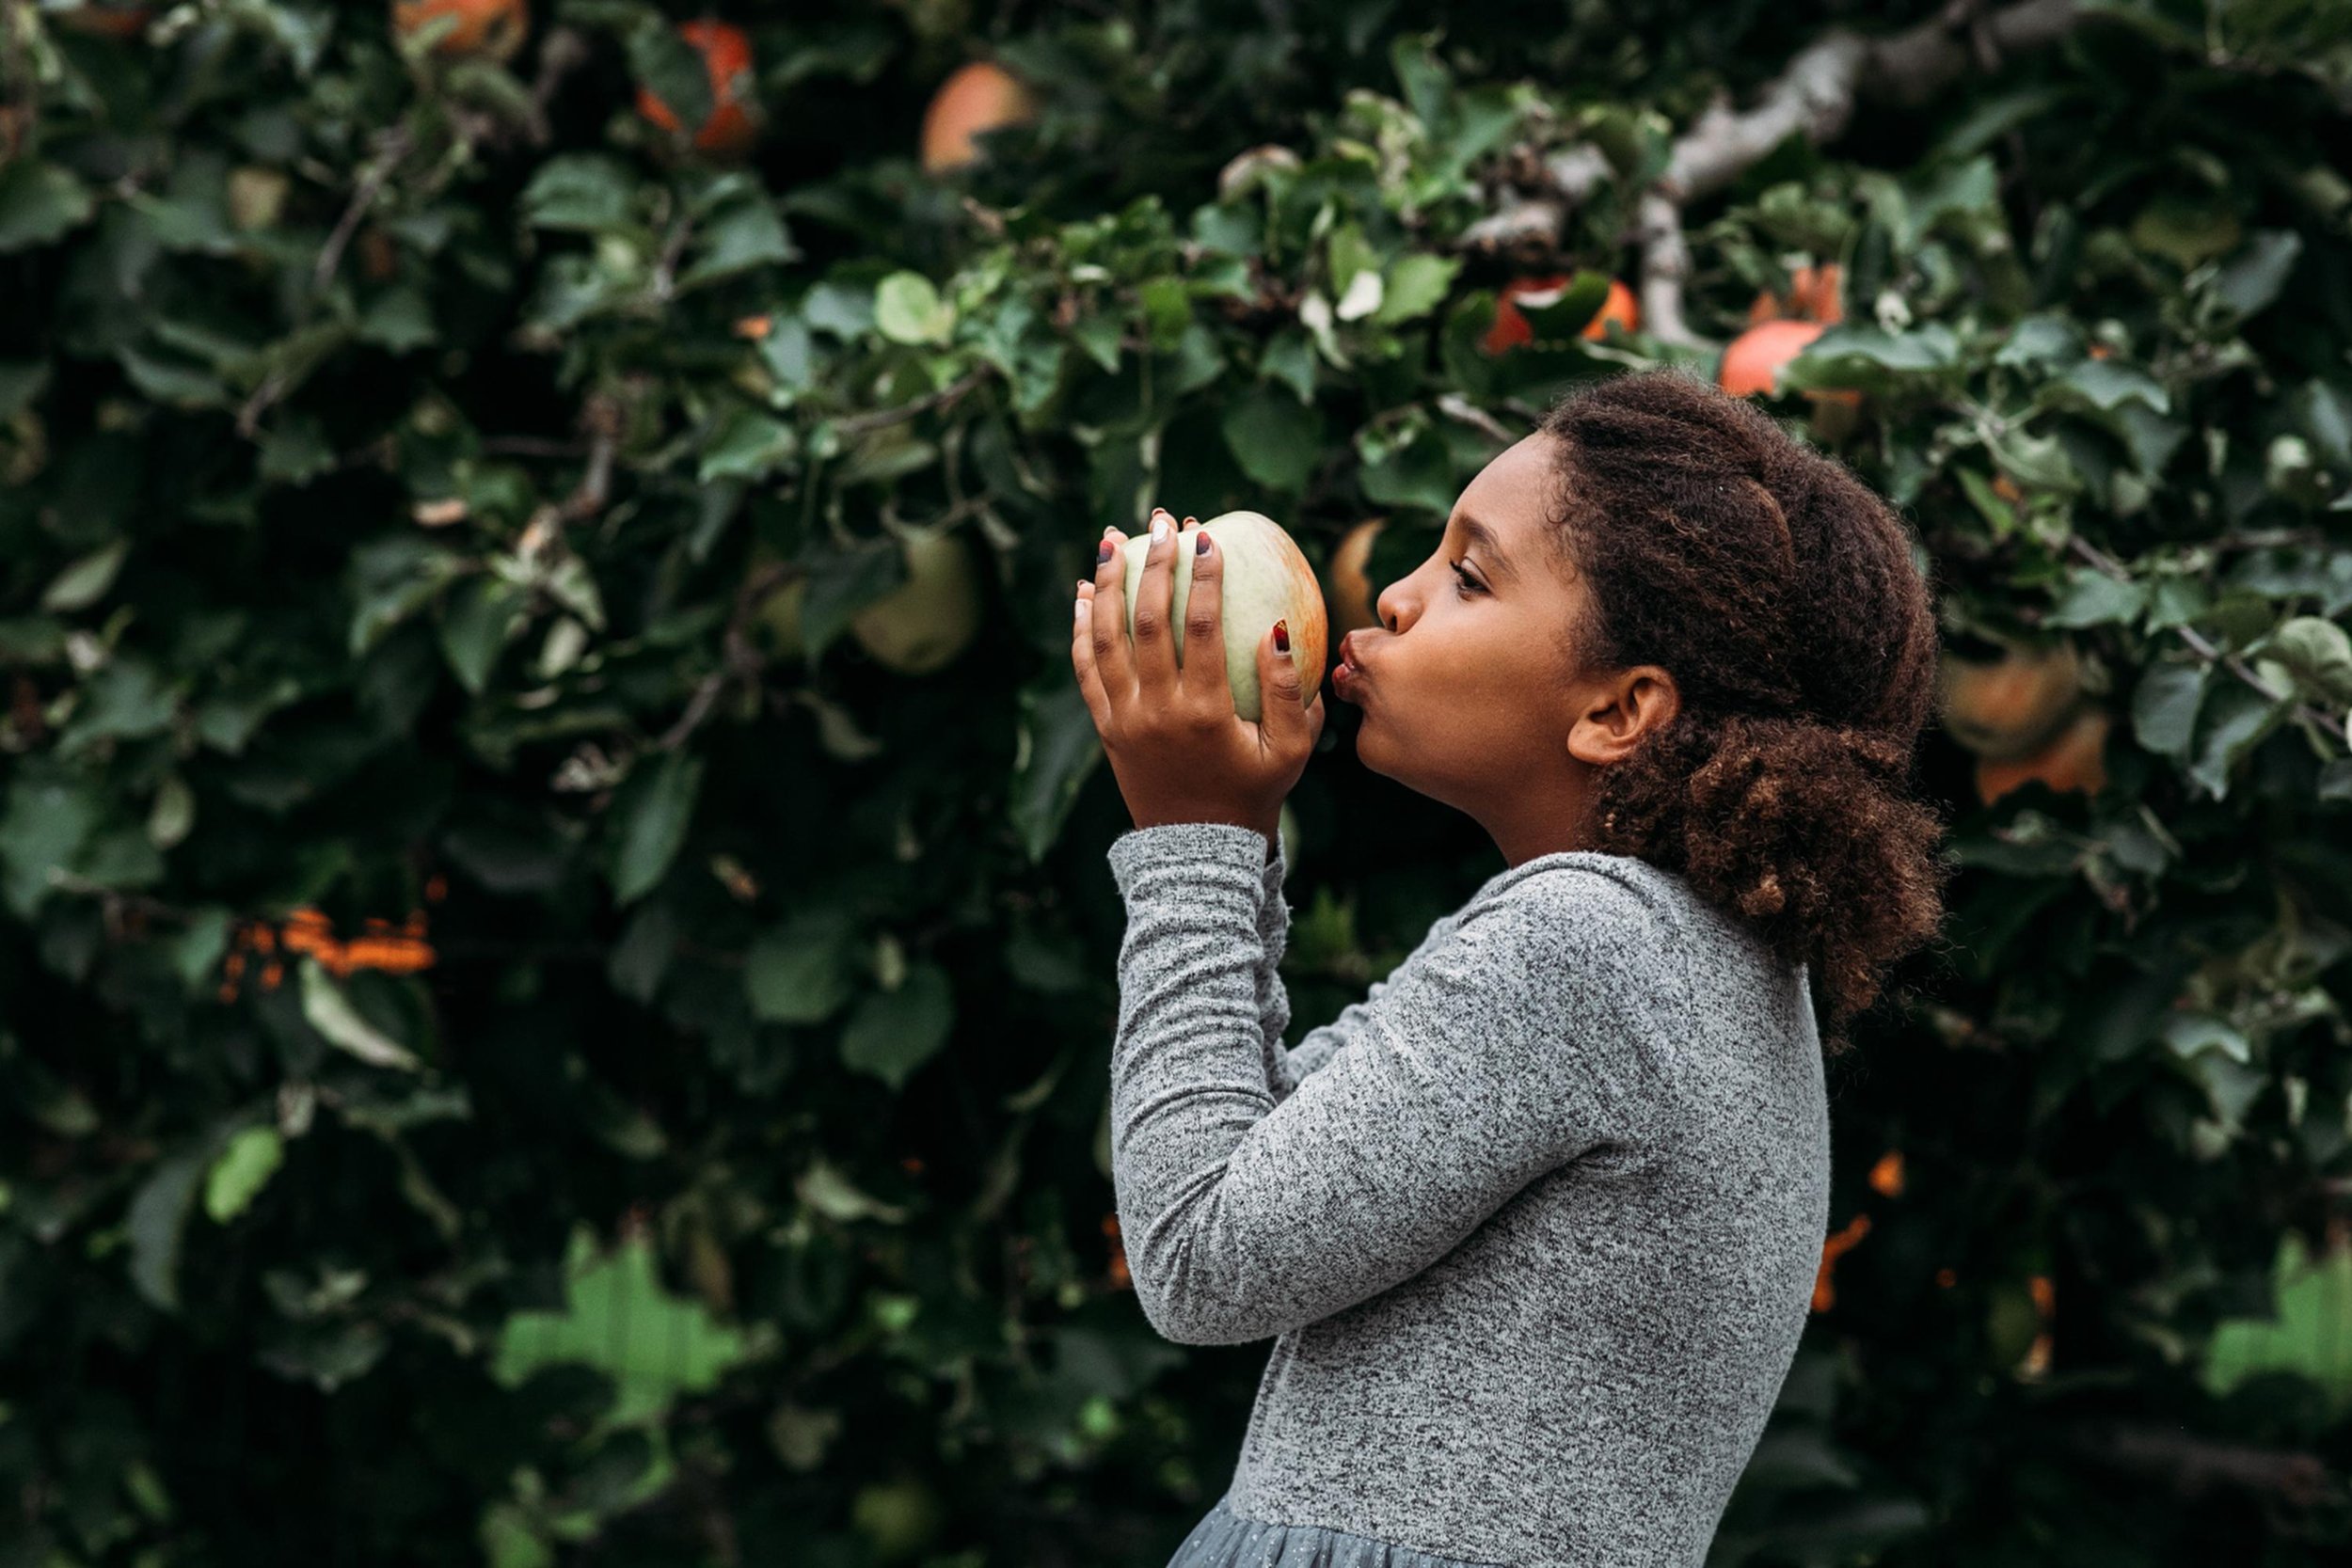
[2062,1417,2340,1510]
[1464,0,2091,343]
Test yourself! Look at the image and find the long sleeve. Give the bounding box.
[1104,822,1682,1347]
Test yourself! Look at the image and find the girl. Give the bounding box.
[1069,368,1947,1568]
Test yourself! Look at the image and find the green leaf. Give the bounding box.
[2131,660,2208,757]
[2187,680,2289,800]
[2203,1232,2352,1418]
[521,155,637,232]
[608,750,704,904]
[2044,566,2149,629]
[299,959,423,1070]
[1219,385,1324,492]
[2268,616,2352,705]
[203,1127,286,1224]
[2050,360,2169,415]
[0,162,95,252]
[874,272,954,345]
[437,575,529,696]
[698,406,798,481]
[126,1142,215,1311]
[744,911,859,1023]
[40,539,130,612]
[1373,253,1460,326]
[679,200,796,290]
[492,1228,749,1429]
[0,360,51,419]
[2211,230,2302,323]
[628,20,715,147]
[795,539,902,659]
[1260,330,1316,404]
[839,963,954,1090]
[1009,672,1104,863]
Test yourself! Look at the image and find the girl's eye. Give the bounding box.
[1450,561,1483,595]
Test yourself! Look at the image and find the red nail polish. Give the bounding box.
[1273,620,1290,653]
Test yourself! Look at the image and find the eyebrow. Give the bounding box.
[1453,515,1518,585]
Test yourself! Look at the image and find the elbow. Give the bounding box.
[1128,1260,1284,1346]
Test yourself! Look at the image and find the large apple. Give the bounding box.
[1113,511,1327,723]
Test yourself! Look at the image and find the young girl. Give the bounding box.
[1069,368,1947,1568]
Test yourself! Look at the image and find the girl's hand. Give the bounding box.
[1073,506,1325,842]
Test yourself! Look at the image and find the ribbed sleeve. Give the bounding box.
[1104,822,1681,1347]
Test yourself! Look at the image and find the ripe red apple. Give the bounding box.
[1113,511,1327,723]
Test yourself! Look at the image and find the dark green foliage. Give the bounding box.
[3,1,2351,1563]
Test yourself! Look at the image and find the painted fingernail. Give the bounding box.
[1274,620,1290,653]
[1151,517,1168,545]
[1196,531,1211,556]
[1097,541,1113,563]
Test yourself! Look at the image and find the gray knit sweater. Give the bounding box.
[1105,821,1830,1568]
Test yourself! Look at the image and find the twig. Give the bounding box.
[655,559,802,751]
[313,124,414,295]
[2062,1418,2341,1510]
[558,393,624,521]
[522,25,591,147]
[2066,534,2349,747]
[831,366,993,438]
[1434,393,1517,446]
[1633,190,1702,349]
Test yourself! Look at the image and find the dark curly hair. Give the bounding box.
[1535,368,1949,1055]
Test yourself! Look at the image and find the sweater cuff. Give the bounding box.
[1106,821,1273,904]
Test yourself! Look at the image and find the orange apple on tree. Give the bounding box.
[920,60,1038,174]
[392,0,529,61]
[1480,276,1639,355]
[637,19,758,158]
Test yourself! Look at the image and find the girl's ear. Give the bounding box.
[1566,669,1677,766]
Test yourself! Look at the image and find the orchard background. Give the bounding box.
[6,0,2352,1562]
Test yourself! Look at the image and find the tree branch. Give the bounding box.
[2061,1417,2341,1511]
[1464,0,2092,347]
[2067,535,2350,749]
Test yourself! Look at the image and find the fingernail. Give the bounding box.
[1151,517,1168,545]
[1196,531,1211,556]
[1274,620,1290,653]
[1097,541,1113,563]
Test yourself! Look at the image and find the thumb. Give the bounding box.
[1258,618,1308,746]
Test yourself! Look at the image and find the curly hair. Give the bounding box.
[1535,369,1949,1056]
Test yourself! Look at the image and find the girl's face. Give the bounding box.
[1333,432,1680,865]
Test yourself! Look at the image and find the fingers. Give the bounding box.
[1071,576,1113,736]
[1090,519,1135,701]
[1255,616,1310,751]
[1175,514,1229,710]
[1129,506,1181,702]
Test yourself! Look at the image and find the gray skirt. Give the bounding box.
[1165,1493,1506,1568]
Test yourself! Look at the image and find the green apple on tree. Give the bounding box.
[851,528,984,675]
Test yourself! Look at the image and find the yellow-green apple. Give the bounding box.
[851,528,982,675]
[1113,510,1327,723]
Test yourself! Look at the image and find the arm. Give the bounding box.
[1257,840,1483,1101]
[1105,822,1678,1346]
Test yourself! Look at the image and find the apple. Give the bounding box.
[850,528,982,675]
[1975,707,2110,806]
[920,60,1037,174]
[849,1478,943,1563]
[391,0,528,62]
[747,546,807,663]
[1938,640,2085,761]
[1112,511,1327,723]
[1323,517,1385,637]
[636,19,757,157]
